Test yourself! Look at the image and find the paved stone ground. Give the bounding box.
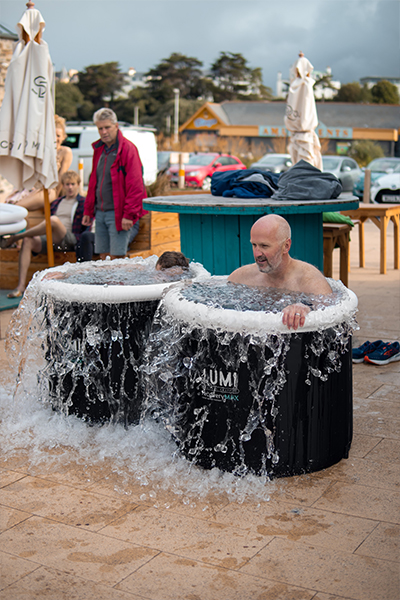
[0,220,399,600]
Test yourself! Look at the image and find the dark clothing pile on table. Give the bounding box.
[211,160,342,201]
[271,159,342,200]
[211,169,280,198]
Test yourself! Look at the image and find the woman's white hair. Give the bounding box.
[93,108,118,125]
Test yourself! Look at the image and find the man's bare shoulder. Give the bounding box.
[227,264,260,285]
[291,259,332,294]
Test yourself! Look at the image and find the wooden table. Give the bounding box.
[144,194,359,276]
[341,202,400,274]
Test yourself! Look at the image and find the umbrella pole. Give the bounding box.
[43,188,55,267]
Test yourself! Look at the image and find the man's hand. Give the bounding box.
[282,303,311,330]
[121,218,133,231]
[82,215,92,226]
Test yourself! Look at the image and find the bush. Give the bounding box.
[348,140,384,167]
[145,173,171,197]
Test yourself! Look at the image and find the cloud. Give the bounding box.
[1,0,399,89]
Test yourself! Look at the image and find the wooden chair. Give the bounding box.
[322,222,353,287]
[0,211,181,290]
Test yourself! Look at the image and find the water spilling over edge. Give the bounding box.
[1,270,358,504]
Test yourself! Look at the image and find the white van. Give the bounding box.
[64,122,158,188]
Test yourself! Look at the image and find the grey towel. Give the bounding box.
[272,159,342,201]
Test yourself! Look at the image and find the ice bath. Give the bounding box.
[3,263,357,500]
[7,255,209,425]
[142,277,358,478]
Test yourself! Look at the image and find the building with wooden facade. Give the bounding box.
[180,102,400,157]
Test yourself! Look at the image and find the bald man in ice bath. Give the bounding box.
[228,214,332,330]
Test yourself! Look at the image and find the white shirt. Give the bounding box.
[54,198,78,234]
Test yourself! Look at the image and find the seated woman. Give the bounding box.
[5,115,73,211]
[3,171,88,298]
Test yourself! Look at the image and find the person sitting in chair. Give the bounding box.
[5,115,73,211]
[2,170,89,298]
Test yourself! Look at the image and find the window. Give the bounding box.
[342,159,357,171]
[63,133,81,149]
[216,156,230,166]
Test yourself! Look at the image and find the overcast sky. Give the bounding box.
[1,0,399,93]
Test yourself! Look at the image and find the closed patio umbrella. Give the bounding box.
[284,52,322,171]
[0,1,58,266]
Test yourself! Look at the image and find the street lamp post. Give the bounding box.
[173,88,185,188]
[173,88,180,145]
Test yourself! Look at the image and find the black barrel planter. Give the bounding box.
[143,278,358,478]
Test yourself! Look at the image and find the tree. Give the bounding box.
[77,62,125,110]
[145,53,205,104]
[348,140,384,167]
[371,80,399,104]
[55,82,85,120]
[313,72,338,100]
[334,82,371,103]
[208,52,272,101]
[114,88,161,125]
[151,98,204,133]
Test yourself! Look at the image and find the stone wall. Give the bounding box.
[0,37,16,106]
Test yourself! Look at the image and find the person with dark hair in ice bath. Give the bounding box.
[43,251,191,283]
[228,214,332,330]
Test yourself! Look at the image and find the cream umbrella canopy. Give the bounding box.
[284,52,322,171]
[0,1,58,266]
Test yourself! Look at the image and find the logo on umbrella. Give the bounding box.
[285,105,300,121]
[32,75,47,98]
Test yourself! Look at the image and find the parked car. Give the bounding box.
[157,151,173,173]
[370,163,400,204]
[64,122,158,187]
[167,153,246,191]
[157,150,189,174]
[321,156,362,192]
[250,153,293,173]
[353,157,400,199]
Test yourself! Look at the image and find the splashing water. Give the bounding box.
[141,278,359,477]
[2,270,358,503]
[6,256,210,426]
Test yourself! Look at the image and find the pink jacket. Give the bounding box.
[84,130,148,231]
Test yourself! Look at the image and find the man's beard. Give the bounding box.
[255,252,282,273]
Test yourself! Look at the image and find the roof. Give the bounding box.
[0,23,18,40]
[360,76,400,84]
[206,103,230,125]
[216,101,400,129]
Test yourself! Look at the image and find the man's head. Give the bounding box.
[155,251,189,271]
[250,215,291,274]
[93,108,119,148]
[61,170,80,200]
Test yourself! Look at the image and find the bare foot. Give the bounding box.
[0,235,17,249]
[7,289,24,299]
